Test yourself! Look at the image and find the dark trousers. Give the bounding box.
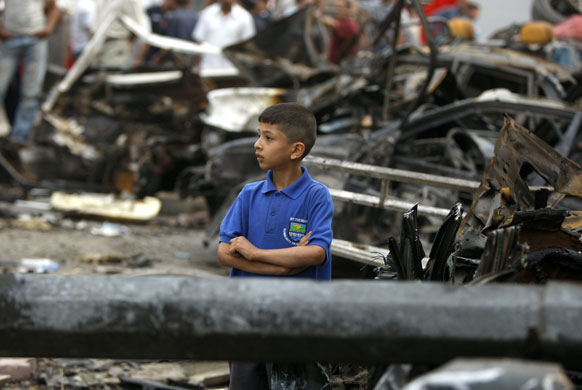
[229,362,271,390]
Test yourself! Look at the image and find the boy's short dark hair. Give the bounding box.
[258,103,317,159]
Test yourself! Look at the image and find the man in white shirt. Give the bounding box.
[91,0,150,67]
[192,0,255,72]
[70,0,95,59]
[0,0,61,143]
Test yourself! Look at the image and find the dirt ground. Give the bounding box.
[0,193,227,278]
[0,217,226,278]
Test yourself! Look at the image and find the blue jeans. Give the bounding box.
[0,36,48,142]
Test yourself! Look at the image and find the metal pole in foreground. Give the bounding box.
[0,274,581,367]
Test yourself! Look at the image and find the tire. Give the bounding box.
[531,0,568,24]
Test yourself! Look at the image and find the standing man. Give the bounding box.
[91,0,150,68]
[252,0,272,33]
[132,0,170,67]
[163,0,198,41]
[70,0,95,60]
[192,0,255,73]
[0,0,62,144]
[148,0,199,65]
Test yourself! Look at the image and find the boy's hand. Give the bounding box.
[298,231,312,246]
[229,236,258,261]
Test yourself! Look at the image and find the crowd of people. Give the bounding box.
[0,0,482,144]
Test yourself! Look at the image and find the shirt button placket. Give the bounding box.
[271,192,281,217]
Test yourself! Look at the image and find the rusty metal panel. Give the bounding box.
[471,119,582,211]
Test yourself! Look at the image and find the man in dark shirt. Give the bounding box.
[133,0,198,66]
[252,0,272,33]
[164,0,198,41]
[132,1,169,67]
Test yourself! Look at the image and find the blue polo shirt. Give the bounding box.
[219,167,333,280]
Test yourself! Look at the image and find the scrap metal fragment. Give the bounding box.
[303,156,480,193]
[393,115,582,285]
[395,359,574,390]
[399,205,425,280]
[119,376,202,390]
[392,89,579,143]
[472,226,524,282]
[553,111,582,158]
[328,188,450,218]
[223,6,331,86]
[200,88,290,132]
[49,192,161,221]
[462,118,582,224]
[425,203,463,281]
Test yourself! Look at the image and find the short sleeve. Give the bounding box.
[126,0,151,33]
[336,18,359,39]
[81,3,95,30]
[239,12,256,42]
[165,14,178,38]
[219,190,248,244]
[192,11,207,41]
[305,185,334,265]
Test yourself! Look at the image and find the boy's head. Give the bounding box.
[258,103,317,159]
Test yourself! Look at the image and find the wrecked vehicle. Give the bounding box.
[376,118,582,285]
[364,119,582,390]
[532,0,582,24]
[0,0,577,205]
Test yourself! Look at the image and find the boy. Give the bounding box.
[218,102,333,389]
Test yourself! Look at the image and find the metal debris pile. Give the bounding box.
[378,119,582,285]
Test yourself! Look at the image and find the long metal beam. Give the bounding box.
[1,275,582,367]
[328,188,451,218]
[304,156,480,192]
[304,154,552,196]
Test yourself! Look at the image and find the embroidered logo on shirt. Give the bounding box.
[284,217,308,244]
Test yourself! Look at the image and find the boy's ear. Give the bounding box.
[290,142,305,160]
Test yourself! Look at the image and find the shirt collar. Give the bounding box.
[261,167,311,200]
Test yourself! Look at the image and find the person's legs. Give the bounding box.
[5,73,21,126]
[0,38,22,132]
[11,37,48,143]
[229,361,269,390]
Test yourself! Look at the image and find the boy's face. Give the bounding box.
[254,122,299,170]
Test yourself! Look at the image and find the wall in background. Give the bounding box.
[472,0,533,39]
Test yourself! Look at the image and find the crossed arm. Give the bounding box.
[217,232,326,276]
